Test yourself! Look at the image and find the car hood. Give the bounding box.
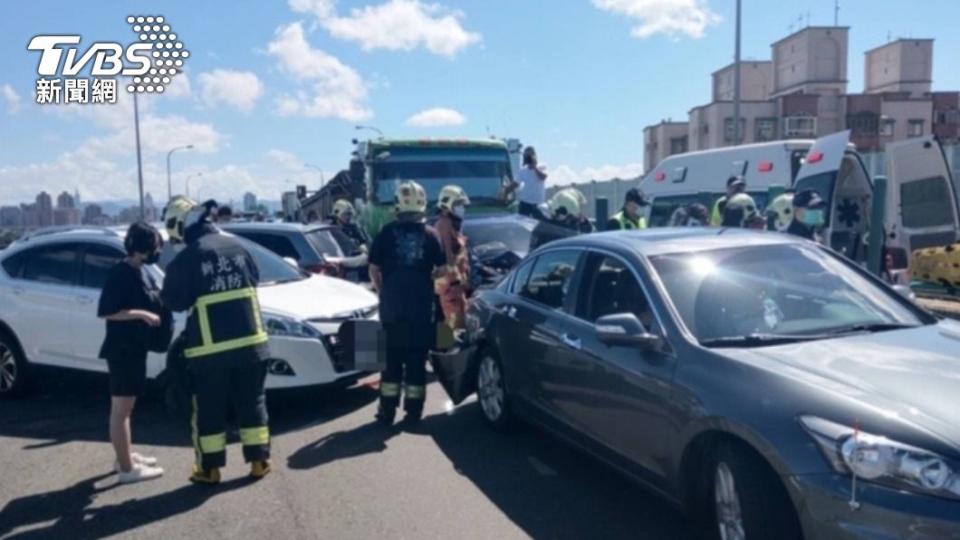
[732,320,960,449]
[256,275,377,320]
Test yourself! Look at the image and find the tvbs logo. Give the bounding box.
[28,15,189,105]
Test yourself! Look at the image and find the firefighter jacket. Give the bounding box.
[161,223,269,361]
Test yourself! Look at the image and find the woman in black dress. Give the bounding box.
[97,222,165,484]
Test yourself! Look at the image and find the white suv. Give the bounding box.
[0,227,378,399]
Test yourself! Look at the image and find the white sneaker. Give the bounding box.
[114,452,159,473]
[117,464,164,484]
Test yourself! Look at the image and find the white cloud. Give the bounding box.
[592,0,720,39]
[311,0,481,58]
[267,22,372,121]
[266,148,302,170]
[550,162,645,186]
[406,107,466,127]
[163,72,193,99]
[2,83,22,114]
[197,69,264,111]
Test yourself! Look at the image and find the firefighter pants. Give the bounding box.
[190,355,270,470]
[379,346,428,417]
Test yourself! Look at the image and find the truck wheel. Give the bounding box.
[0,330,29,398]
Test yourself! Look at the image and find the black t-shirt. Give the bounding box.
[369,220,444,330]
[97,262,161,359]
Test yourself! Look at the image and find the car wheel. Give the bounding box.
[707,444,802,540]
[0,331,29,397]
[476,351,511,429]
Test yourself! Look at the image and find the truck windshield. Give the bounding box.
[374,160,511,203]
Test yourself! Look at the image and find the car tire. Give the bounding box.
[703,443,802,540]
[0,329,30,398]
[476,350,511,430]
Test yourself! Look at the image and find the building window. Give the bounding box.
[755,118,777,141]
[669,136,688,155]
[846,113,879,136]
[724,117,746,142]
[908,119,925,138]
[880,118,895,137]
[783,116,817,137]
[936,110,960,124]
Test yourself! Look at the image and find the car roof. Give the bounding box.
[221,222,333,234]
[543,227,802,257]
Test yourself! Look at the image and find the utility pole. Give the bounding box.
[733,0,742,146]
[133,92,145,220]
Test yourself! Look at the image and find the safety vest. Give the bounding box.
[184,287,269,359]
[710,197,726,226]
[613,210,647,230]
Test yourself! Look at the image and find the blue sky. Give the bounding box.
[1,0,959,206]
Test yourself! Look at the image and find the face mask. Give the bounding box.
[453,206,466,218]
[801,209,825,227]
[145,251,160,265]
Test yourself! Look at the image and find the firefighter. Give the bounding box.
[368,181,446,427]
[606,188,649,230]
[529,188,594,250]
[766,190,795,232]
[161,199,272,484]
[721,193,761,228]
[786,190,827,242]
[159,195,197,268]
[711,176,747,226]
[433,185,471,331]
[330,199,371,251]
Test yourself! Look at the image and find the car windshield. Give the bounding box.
[650,243,925,346]
[463,219,535,254]
[234,236,306,285]
[306,228,344,258]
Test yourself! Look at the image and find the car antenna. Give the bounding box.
[848,421,861,511]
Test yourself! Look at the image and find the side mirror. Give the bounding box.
[282,257,299,269]
[595,313,663,351]
[891,284,916,302]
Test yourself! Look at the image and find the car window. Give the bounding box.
[650,244,925,343]
[577,254,658,332]
[900,176,955,228]
[20,243,80,286]
[327,227,359,256]
[237,232,302,261]
[1,250,27,278]
[518,250,580,311]
[306,229,345,257]
[80,243,125,289]
[233,236,307,285]
[509,257,537,295]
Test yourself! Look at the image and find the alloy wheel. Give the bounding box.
[0,344,16,393]
[715,462,746,540]
[477,355,504,422]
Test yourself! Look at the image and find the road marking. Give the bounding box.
[528,456,558,477]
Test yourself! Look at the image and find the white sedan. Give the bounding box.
[0,227,378,398]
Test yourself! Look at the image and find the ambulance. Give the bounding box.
[639,131,960,280]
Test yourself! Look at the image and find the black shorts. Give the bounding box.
[105,350,148,397]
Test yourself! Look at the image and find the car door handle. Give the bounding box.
[561,333,582,350]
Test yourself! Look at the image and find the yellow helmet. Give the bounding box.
[332,199,355,218]
[162,195,197,243]
[394,180,427,214]
[437,185,470,212]
[767,192,795,230]
[548,188,586,217]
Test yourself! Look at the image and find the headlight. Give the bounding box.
[262,312,321,338]
[800,416,960,500]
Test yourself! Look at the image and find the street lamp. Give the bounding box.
[304,163,326,186]
[185,172,203,199]
[167,145,194,201]
[355,125,384,138]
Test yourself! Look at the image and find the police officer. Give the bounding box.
[711,176,747,226]
[721,193,761,228]
[434,185,471,332]
[606,188,649,230]
[368,181,445,427]
[161,199,272,484]
[330,199,371,251]
[529,188,595,250]
[786,190,827,241]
